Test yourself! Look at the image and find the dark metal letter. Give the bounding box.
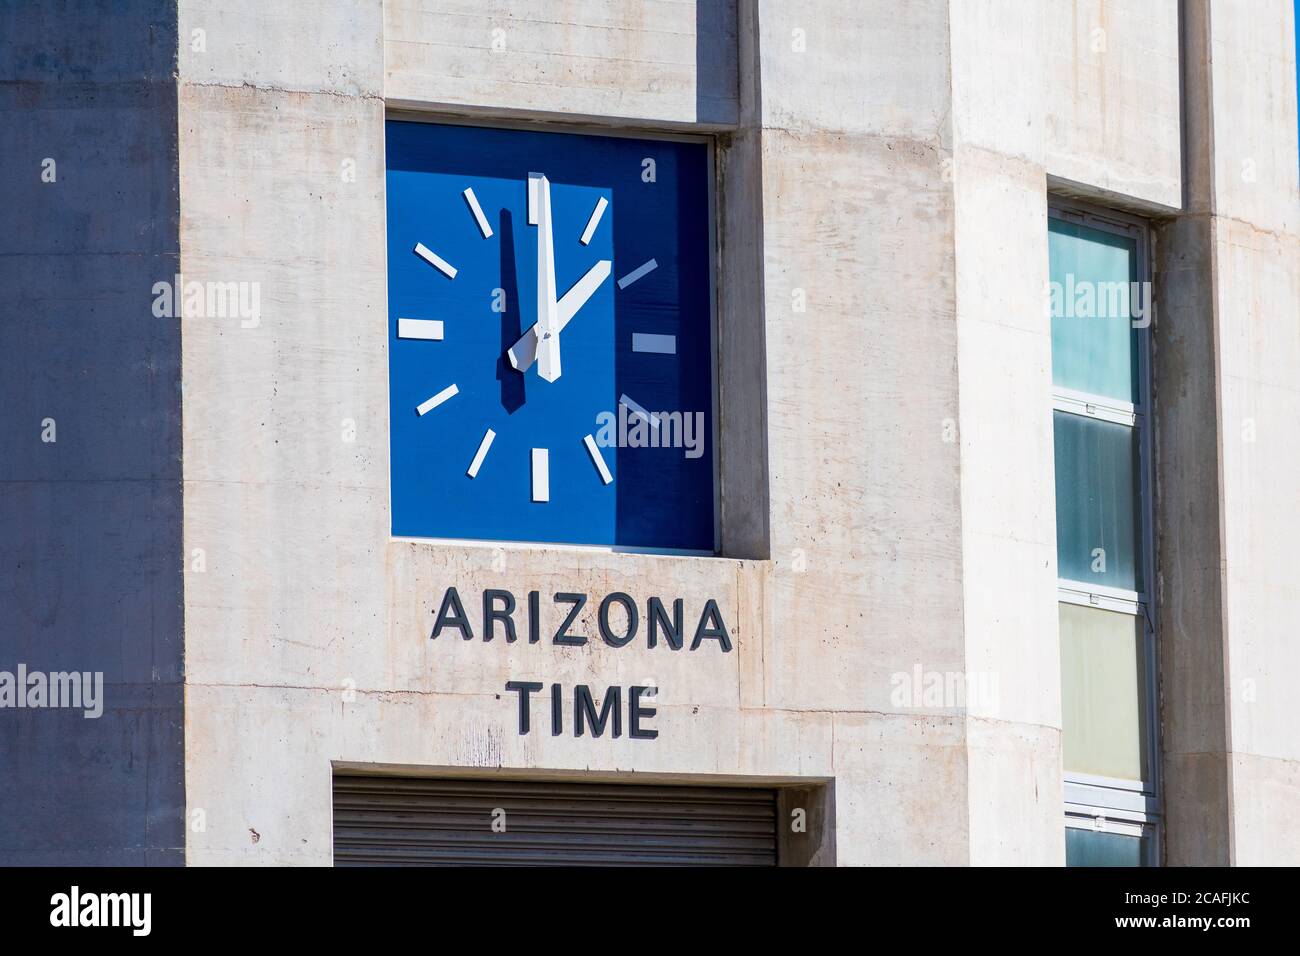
[629,686,659,739]
[690,598,732,652]
[483,589,518,642]
[647,596,683,650]
[574,684,623,738]
[598,592,638,647]
[431,587,474,640]
[553,592,588,646]
[505,680,542,735]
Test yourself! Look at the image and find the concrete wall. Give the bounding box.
[0,2,185,864]
[9,0,1297,868]
[175,0,971,866]
[1198,0,1298,865]
[1044,0,1182,208]
[385,0,739,126]
[1156,0,1300,867]
[751,0,973,865]
[949,1,1062,865]
[159,0,1300,866]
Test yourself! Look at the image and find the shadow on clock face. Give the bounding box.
[495,209,526,415]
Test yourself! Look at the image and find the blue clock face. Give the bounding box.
[386,121,715,551]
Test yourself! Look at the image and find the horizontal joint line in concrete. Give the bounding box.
[179,80,385,102]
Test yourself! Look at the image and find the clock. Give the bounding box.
[385,121,716,552]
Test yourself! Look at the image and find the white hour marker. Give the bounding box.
[467,428,495,478]
[462,187,493,238]
[580,196,608,246]
[416,383,458,416]
[583,434,613,485]
[531,448,550,502]
[619,393,660,430]
[398,318,444,340]
[414,242,457,279]
[617,258,658,289]
[632,332,676,354]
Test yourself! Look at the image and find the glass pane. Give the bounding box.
[1060,602,1148,782]
[1049,217,1140,404]
[1054,410,1143,592]
[1066,827,1146,867]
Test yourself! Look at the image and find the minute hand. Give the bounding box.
[508,259,612,373]
[533,173,562,382]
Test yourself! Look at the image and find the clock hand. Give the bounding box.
[507,259,612,373]
[530,173,562,382]
[556,258,612,326]
[536,326,561,383]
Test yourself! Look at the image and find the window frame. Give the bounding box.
[1065,809,1160,867]
[1049,198,1161,861]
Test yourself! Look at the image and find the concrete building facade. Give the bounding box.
[1,0,1297,865]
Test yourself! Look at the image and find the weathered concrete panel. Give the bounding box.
[756,0,952,138]
[1157,0,1300,864]
[1153,212,1233,865]
[758,129,964,716]
[1206,0,1300,235]
[178,0,384,96]
[1215,219,1300,864]
[950,0,1049,162]
[1229,751,1300,864]
[949,4,1064,862]
[951,149,1058,731]
[949,147,1064,865]
[384,0,739,126]
[965,717,1064,865]
[1043,0,1182,208]
[830,713,969,866]
[0,2,185,865]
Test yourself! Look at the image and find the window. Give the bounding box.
[1065,813,1155,867]
[1049,202,1160,865]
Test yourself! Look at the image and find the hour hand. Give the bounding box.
[507,259,612,374]
[507,326,539,372]
[508,324,560,374]
[509,325,559,376]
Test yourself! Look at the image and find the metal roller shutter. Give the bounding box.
[333,774,779,866]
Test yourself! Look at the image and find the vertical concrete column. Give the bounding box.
[718,0,771,560]
[0,2,186,865]
[948,1,1065,865]
[748,0,970,864]
[176,0,389,864]
[1157,0,1300,865]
